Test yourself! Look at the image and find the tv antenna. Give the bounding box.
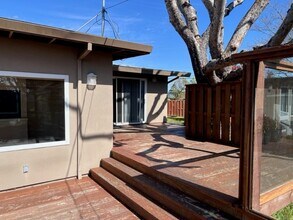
[101,0,106,36]
[76,0,127,39]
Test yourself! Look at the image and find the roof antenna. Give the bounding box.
[76,0,122,39]
[101,0,106,36]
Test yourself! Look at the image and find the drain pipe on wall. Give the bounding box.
[77,42,92,179]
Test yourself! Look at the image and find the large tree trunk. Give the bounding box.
[165,0,293,85]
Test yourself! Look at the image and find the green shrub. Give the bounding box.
[272,203,293,220]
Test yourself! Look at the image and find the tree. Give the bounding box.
[252,0,292,45]
[168,77,195,99]
[164,0,293,85]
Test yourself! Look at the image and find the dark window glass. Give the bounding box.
[0,76,65,147]
[0,90,21,118]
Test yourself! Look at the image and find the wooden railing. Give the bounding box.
[185,81,242,146]
[167,100,185,117]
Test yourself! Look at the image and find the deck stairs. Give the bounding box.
[90,148,236,220]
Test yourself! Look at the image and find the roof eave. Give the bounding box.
[0,17,152,60]
[113,65,191,77]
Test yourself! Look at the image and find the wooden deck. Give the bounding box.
[114,124,240,201]
[0,177,137,220]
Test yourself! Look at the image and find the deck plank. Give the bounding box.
[114,125,240,199]
[0,177,138,220]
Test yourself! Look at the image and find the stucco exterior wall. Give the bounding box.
[146,76,168,124]
[0,37,113,190]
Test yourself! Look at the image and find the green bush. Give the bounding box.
[272,203,293,220]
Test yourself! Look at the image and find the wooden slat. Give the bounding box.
[185,87,190,134]
[234,83,241,146]
[214,86,221,142]
[239,61,255,211]
[206,87,212,140]
[252,62,265,211]
[190,86,196,137]
[222,84,231,143]
[230,85,236,144]
[198,85,204,139]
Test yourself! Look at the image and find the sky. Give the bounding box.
[0,0,289,78]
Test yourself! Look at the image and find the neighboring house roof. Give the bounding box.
[113,65,191,77]
[265,77,293,88]
[0,17,152,60]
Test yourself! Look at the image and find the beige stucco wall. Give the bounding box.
[146,76,168,124]
[0,37,113,190]
[78,52,113,174]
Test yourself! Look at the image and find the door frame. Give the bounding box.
[113,76,147,125]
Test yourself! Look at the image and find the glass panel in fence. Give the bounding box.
[252,58,293,217]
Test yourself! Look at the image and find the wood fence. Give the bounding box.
[185,81,242,146]
[167,100,185,117]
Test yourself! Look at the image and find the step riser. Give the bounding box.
[101,159,205,220]
[91,170,156,220]
[111,150,241,219]
[90,168,176,220]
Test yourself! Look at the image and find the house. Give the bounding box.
[0,17,189,191]
[264,77,293,135]
[113,65,190,124]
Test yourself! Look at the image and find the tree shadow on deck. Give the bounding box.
[136,131,239,169]
[115,124,240,170]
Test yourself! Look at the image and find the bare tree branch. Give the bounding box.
[178,0,200,37]
[165,0,207,82]
[225,0,245,16]
[201,25,211,65]
[209,0,226,59]
[201,0,244,51]
[267,3,293,46]
[201,0,214,19]
[224,0,269,57]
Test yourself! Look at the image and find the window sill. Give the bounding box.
[0,140,70,153]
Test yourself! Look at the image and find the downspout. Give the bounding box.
[77,43,92,179]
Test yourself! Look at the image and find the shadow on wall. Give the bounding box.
[147,93,168,123]
[66,77,113,177]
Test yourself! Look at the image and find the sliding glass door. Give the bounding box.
[113,78,146,124]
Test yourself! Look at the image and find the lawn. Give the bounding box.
[167,116,184,126]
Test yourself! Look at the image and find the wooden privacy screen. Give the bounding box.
[167,100,185,117]
[185,81,242,146]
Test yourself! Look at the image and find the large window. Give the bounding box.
[0,72,69,152]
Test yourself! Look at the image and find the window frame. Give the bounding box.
[0,71,70,152]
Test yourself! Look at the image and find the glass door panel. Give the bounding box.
[114,78,145,124]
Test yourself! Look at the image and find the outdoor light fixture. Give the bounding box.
[87,73,97,90]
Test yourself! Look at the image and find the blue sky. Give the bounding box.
[0,0,287,76]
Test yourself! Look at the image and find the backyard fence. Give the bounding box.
[185,81,242,146]
[167,100,185,117]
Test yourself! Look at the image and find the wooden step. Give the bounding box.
[111,148,241,218]
[90,167,177,220]
[102,157,233,220]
